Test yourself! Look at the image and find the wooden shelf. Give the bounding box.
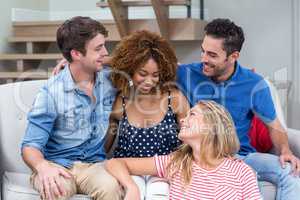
[11,19,206,41]
[99,0,193,38]
[8,36,56,43]
[0,54,62,60]
[12,20,120,41]
[0,71,51,79]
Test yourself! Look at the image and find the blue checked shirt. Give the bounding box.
[21,65,116,168]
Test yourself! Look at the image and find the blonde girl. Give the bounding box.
[105,101,262,200]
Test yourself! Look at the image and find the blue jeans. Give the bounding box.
[237,153,300,200]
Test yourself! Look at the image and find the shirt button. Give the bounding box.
[92,126,97,131]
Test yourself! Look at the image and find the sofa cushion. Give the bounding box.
[249,116,273,153]
[0,81,46,174]
[2,172,276,200]
[2,172,91,200]
[260,181,276,200]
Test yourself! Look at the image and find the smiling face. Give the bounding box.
[77,33,108,73]
[179,101,240,160]
[200,35,238,81]
[132,58,160,94]
[178,104,210,142]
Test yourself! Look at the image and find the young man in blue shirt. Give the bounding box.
[177,18,300,199]
[21,16,121,200]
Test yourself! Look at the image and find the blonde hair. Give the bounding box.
[166,100,240,185]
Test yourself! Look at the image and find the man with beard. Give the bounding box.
[177,18,300,199]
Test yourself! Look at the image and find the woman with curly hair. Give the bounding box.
[105,101,262,200]
[105,30,190,200]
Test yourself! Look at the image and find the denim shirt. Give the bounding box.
[21,65,116,168]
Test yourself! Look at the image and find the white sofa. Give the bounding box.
[1,80,300,200]
[0,80,91,200]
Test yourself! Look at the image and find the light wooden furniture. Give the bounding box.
[96,0,195,39]
[0,1,206,83]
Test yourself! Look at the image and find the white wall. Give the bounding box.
[48,0,194,20]
[0,0,49,53]
[205,0,292,78]
[288,0,300,129]
[50,0,97,11]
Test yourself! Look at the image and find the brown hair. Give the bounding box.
[56,16,108,62]
[110,30,178,96]
[204,18,245,56]
[166,100,240,185]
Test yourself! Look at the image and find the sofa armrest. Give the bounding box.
[287,128,300,158]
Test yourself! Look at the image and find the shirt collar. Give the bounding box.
[95,70,104,87]
[63,65,77,92]
[63,64,102,92]
[200,61,241,84]
[224,61,240,83]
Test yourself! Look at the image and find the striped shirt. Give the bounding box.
[154,155,262,200]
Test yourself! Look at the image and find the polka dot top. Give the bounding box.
[113,92,181,158]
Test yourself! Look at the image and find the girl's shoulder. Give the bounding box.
[225,157,246,165]
[225,157,256,175]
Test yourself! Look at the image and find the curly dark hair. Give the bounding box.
[110,30,178,96]
[57,16,108,62]
[204,18,245,56]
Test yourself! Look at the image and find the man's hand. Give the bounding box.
[267,118,300,176]
[280,149,300,176]
[35,161,72,200]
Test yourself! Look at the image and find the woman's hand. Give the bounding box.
[52,59,68,75]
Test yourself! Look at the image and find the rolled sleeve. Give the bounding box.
[251,80,276,124]
[21,87,57,153]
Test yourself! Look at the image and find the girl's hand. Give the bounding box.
[124,184,141,200]
[52,59,68,75]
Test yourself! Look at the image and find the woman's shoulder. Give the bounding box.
[168,88,188,102]
[110,93,125,120]
[168,87,182,95]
